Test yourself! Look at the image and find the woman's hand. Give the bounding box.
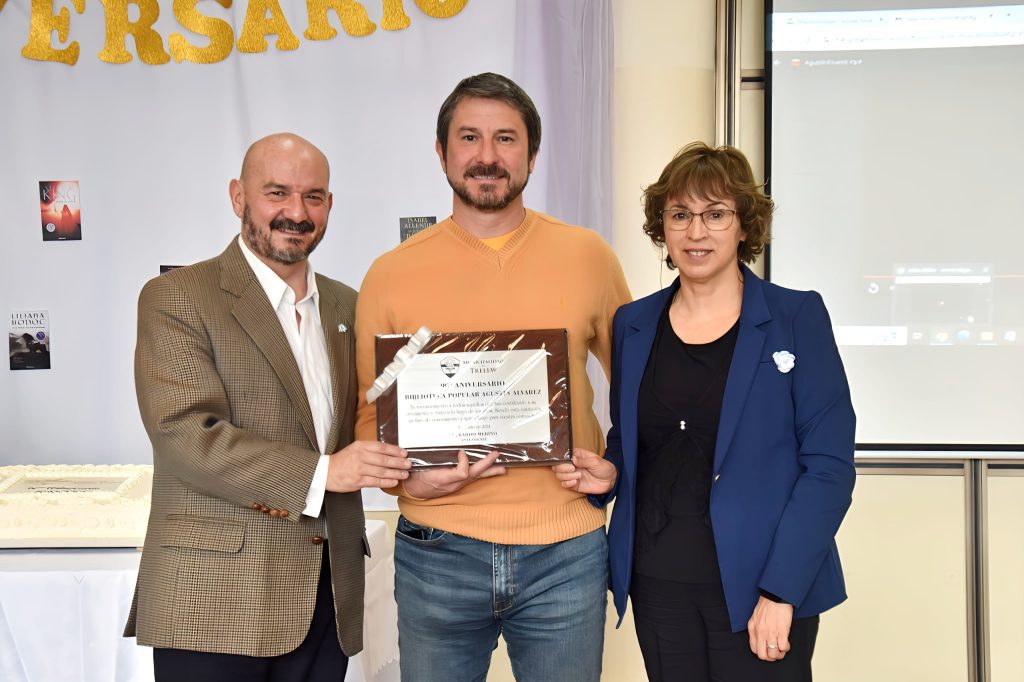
[747,596,794,662]
[552,448,617,494]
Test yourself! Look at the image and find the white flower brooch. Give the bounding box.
[772,350,796,374]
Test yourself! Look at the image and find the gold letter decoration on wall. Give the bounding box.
[16,0,472,65]
[21,0,86,65]
[238,0,300,52]
[304,0,375,40]
[414,0,466,19]
[380,0,411,31]
[98,0,171,64]
[169,0,234,63]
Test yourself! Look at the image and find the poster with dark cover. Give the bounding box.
[399,216,436,242]
[39,181,82,241]
[9,311,50,370]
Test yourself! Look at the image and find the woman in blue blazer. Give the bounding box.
[555,143,856,681]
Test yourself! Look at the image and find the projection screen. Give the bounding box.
[767,1,1024,446]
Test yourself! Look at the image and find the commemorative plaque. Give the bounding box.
[374,329,572,468]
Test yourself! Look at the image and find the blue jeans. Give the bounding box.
[394,517,608,682]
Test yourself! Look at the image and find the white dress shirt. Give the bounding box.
[239,236,332,517]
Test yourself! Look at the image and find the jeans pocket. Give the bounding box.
[395,515,449,545]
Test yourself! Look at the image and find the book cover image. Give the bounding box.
[399,216,436,242]
[39,181,82,241]
[9,311,50,370]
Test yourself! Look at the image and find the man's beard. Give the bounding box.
[242,206,324,265]
[448,163,529,212]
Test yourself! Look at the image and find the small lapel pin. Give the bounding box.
[772,350,795,373]
[338,323,348,333]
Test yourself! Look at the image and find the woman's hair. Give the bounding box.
[642,142,773,267]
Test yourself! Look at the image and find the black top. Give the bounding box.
[633,302,739,583]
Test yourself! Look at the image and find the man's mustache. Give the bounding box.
[464,164,509,180]
[270,216,315,233]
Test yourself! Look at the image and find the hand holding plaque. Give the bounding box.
[372,329,572,468]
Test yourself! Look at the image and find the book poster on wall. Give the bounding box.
[9,311,50,370]
[399,216,437,242]
[39,181,82,241]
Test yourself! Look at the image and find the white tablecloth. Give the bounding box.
[0,520,399,682]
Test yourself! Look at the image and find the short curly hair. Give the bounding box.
[642,142,773,268]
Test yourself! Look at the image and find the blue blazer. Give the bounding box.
[598,265,856,632]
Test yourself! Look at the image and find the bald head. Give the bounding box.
[230,132,333,273]
[240,133,330,186]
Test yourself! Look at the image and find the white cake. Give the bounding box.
[0,464,152,548]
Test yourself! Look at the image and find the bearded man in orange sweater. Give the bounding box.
[354,73,631,681]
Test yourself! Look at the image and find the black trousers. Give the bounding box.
[631,574,818,682]
[154,546,348,682]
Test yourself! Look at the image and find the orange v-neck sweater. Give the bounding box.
[355,210,631,544]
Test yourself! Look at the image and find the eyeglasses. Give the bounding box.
[659,208,736,231]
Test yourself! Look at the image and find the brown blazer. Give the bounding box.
[125,239,365,657]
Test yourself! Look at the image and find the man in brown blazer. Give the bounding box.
[126,133,411,681]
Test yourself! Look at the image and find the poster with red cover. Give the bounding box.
[39,181,82,241]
